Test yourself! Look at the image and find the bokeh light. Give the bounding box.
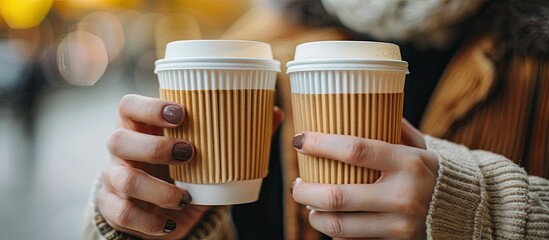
[56,30,109,86]
[78,11,125,61]
[0,0,53,29]
[127,12,162,61]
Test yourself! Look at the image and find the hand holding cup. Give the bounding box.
[291,120,438,239]
[287,41,437,239]
[97,94,284,239]
[98,95,208,239]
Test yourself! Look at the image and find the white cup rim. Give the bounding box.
[287,59,408,74]
[155,57,281,72]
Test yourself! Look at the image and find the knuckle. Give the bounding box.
[96,188,108,210]
[146,216,166,234]
[393,195,423,215]
[151,138,166,160]
[114,167,142,196]
[162,186,181,208]
[392,219,416,239]
[404,154,429,175]
[107,129,127,155]
[143,100,157,117]
[347,139,368,165]
[307,133,322,150]
[392,192,412,212]
[114,200,134,227]
[395,201,414,215]
[119,94,135,114]
[324,185,344,211]
[100,168,109,182]
[325,214,344,237]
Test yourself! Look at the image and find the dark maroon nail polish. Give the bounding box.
[292,133,304,149]
[172,142,193,161]
[163,219,176,233]
[163,105,184,124]
[290,181,295,195]
[180,191,192,207]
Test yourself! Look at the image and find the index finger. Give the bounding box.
[292,132,407,171]
[119,94,185,128]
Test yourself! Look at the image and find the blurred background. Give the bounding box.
[0,0,265,239]
[5,0,544,239]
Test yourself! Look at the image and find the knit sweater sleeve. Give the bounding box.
[424,136,549,239]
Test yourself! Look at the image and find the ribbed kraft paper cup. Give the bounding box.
[155,40,280,205]
[287,41,408,184]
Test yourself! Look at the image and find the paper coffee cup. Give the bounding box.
[155,40,280,205]
[287,41,408,184]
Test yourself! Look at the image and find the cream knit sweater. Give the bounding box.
[83,136,549,239]
[425,136,549,239]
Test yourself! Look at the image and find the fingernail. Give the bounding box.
[290,181,295,195]
[172,142,193,161]
[163,219,176,233]
[163,105,184,124]
[179,191,192,207]
[292,133,304,149]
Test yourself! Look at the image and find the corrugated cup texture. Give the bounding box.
[158,69,277,184]
[290,70,405,184]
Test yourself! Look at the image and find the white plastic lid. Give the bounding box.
[287,41,408,73]
[155,40,281,72]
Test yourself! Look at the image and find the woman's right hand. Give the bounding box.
[97,94,210,239]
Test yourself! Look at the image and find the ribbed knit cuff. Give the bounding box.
[526,176,549,239]
[187,206,235,240]
[425,135,538,239]
[424,136,488,239]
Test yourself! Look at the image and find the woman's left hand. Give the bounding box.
[291,120,438,239]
